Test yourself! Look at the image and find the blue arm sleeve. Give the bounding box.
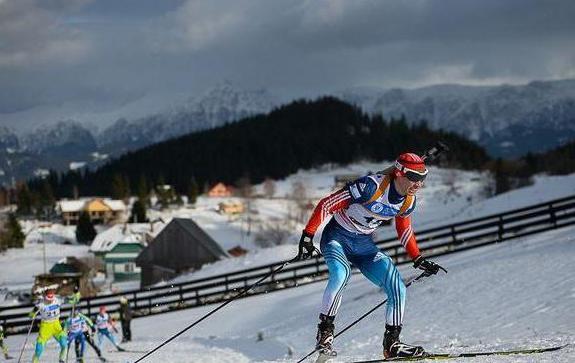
[347,176,378,204]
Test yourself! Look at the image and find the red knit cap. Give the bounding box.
[396,153,426,172]
[393,153,428,181]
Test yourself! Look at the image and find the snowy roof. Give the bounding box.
[57,198,126,213]
[90,222,166,253]
[58,200,86,212]
[103,199,127,211]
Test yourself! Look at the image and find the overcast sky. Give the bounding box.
[1,0,574,116]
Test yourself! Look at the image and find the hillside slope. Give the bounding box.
[10,224,575,362]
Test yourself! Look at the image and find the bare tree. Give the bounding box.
[262,178,276,199]
[254,221,292,248]
[291,180,309,223]
[236,176,254,237]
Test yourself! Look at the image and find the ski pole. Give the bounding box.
[296,271,430,363]
[133,251,315,363]
[17,310,39,363]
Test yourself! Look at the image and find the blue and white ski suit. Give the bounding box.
[304,173,421,326]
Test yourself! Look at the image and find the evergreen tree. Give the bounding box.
[39,179,55,208]
[187,177,199,205]
[156,184,175,210]
[129,200,148,223]
[494,158,511,195]
[1,213,25,249]
[111,174,130,200]
[137,175,149,206]
[16,183,33,215]
[76,211,97,244]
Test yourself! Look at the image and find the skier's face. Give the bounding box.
[396,176,424,196]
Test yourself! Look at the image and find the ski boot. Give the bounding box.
[116,345,126,352]
[383,325,426,359]
[315,314,337,362]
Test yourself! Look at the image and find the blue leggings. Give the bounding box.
[68,331,85,358]
[320,220,406,326]
[97,329,118,349]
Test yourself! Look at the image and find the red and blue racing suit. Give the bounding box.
[304,173,421,326]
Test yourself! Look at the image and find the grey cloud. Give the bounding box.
[0,0,574,118]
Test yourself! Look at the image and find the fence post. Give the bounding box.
[270,266,275,283]
[224,276,229,291]
[133,292,138,309]
[549,204,557,227]
[498,216,504,241]
[179,285,184,303]
[86,298,91,316]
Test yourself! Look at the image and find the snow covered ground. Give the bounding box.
[164,171,575,285]
[9,224,575,362]
[0,220,95,300]
[1,163,574,295]
[3,165,575,361]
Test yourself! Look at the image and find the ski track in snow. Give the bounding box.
[9,225,575,362]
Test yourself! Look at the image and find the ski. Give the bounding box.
[347,344,569,362]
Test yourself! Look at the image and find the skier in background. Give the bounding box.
[65,310,95,363]
[298,152,446,359]
[95,306,124,352]
[119,297,133,343]
[30,287,68,363]
[0,324,13,360]
[79,318,105,362]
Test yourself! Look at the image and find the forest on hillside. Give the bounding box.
[25,97,489,199]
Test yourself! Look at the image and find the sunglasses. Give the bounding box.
[405,169,427,182]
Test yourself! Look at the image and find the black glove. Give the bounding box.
[297,231,316,260]
[90,325,96,333]
[413,255,447,276]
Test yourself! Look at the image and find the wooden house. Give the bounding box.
[207,183,233,197]
[56,198,126,225]
[34,257,97,297]
[135,218,228,287]
[103,241,143,282]
[218,201,245,215]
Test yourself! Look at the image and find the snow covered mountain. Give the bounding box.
[337,79,575,157]
[2,79,574,185]
[20,120,97,155]
[0,127,19,151]
[96,81,277,154]
[0,82,277,185]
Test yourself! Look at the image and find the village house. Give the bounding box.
[136,218,228,287]
[90,222,166,283]
[218,200,245,215]
[207,182,233,197]
[102,241,144,282]
[34,257,98,297]
[56,198,127,225]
